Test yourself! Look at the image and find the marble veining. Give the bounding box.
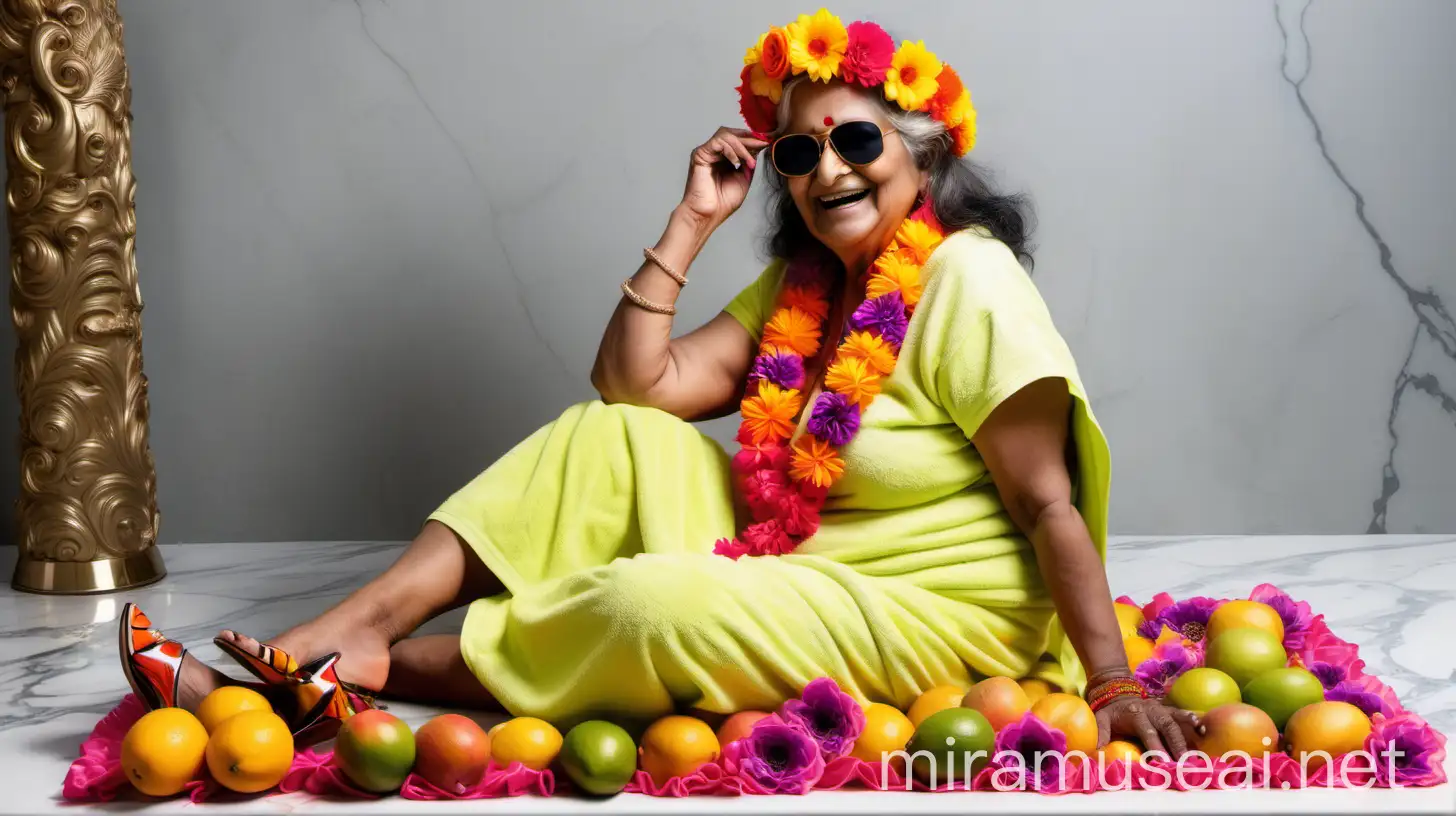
[1,537,1452,812]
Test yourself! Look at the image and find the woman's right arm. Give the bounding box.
[591,127,769,421]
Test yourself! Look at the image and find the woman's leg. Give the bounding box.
[382,635,501,709]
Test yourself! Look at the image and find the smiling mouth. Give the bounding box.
[818,189,872,210]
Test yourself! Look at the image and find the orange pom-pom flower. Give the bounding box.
[763,306,823,358]
[740,382,803,445]
[840,331,897,375]
[825,356,882,409]
[868,253,922,308]
[790,436,845,488]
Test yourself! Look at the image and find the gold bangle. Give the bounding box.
[621,278,676,315]
[643,247,688,286]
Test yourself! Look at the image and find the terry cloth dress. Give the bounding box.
[430,228,1111,729]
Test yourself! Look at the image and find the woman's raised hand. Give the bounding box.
[679,127,770,232]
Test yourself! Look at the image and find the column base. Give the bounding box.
[11,546,166,594]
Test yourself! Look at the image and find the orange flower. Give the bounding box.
[760,27,790,81]
[740,382,803,445]
[825,356,881,409]
[894,219,944,265]
[780,284,830,320]
[950,111,977,156]
[868,252,922,308]
[790,436,845,488]
[927,64,966,126]
[763,306,822,357]
[840,331,897,375]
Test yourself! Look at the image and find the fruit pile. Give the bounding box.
[68,584,1447,802]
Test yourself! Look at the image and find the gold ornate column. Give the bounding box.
[2,0,162,593]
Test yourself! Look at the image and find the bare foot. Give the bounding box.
[217,620,392,693]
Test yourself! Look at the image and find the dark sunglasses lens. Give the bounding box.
[773,135,821,175]
[830,121,885,165]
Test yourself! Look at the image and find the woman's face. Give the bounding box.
[780,81,926,270]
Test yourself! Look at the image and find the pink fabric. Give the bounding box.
[62,694,146,802]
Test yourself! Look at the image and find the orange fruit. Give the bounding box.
[491,717,562,771]
[205,710,294,793]
[1017,677,1056,704]
[415,714,491,793]
[716,711,771,748]
[1283,701,1372,772]
[1029,693,1098,757]
[851,703,915,764]
[1207,600,1285,644]
[1099,739,1143,765]
[960,676,1031,732]
[638,715,720,786]
[121,708,209,797]
[907,685,965,729]
[1114,603,1146,639]
[1197,703,1279,761]
[196,686,273,734]
[1124,635,1155,671]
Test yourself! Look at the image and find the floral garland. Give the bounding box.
[714,210,944,559]
[736,8,976,157]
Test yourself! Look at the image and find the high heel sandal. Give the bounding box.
[118,602,188,711]
[215,635,379,743]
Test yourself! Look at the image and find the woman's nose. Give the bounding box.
[815,142,850,185]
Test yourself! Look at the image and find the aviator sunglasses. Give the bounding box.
[770,120,899,177]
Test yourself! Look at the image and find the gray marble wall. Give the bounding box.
[1,0,1452,542]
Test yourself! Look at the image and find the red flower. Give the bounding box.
[838,21,893,87]
[744,469,789,521]
[742,520,793,555]
[732,442,789,476]
[714,537,752,559]
[760,28,790,81]
[738,65,778,134]
[774,488,821,537]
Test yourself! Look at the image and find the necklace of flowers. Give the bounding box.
[714,209,945,559]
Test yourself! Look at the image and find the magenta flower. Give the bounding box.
[848,292,908,347]
[1136,619,1165,641]
[806,393,860,447]
[1153,597,1220,643]
[839,21,893,87]
[1350,673,1405,717]
[751,352,805,391]
[1307,661,1347,690]
[742,468,788,521]
[714,537,751,559]
[1367,714,1448,787]
[1249,584,1315,650]
[780,678,865,759]
[1298,617,1363,673]
[725,714,826,794]
[988,713,1071,792]
[1326,681,1390,718]
[1135,640,1198,697]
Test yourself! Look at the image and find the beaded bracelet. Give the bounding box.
[643,247,688,286]
[1086,677,1148,713]
[620,278,676,315]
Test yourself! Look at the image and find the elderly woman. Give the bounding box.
[121,11,1193,756]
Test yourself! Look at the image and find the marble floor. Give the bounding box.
[2,535,1453,814]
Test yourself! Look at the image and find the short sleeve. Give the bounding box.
[722,258,788,345]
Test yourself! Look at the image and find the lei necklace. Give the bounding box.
[714,210,945,559]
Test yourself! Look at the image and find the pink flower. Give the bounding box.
[732,442,789,476]
[742,519,793,555]
[1349,672,1405,717]
[987,714,1071,792]
[1326,681,1391,718]
[1143,592,1177,621]
[774,489,821,538]
[1249,584,1315,650]
[714,537,751,559]
[742,469,788,521]
[780,678,865,759]
[1298,617,1363,675]
[838,21,893,87]
[724,714,826,794]
[1365,713,1447,787]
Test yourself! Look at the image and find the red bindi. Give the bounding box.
[823,116,834,126]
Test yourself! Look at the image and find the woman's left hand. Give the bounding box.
[1096,695,1199,758]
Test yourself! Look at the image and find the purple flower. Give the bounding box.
[805,393,861,447]
[1307,660,1347,690]
[1367,714,1448,787]
[750,352,805,390]
[848,292,908,347]
[1135,640,1198,697]
[1326,681,1390,718]
[780,677,865,759]
[1154,597,1220,643]
[726,714,826,794]
[988,713,1071,792]
[1137,619,1165,641]
[1249,584,1315,650]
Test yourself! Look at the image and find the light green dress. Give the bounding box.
[429,229,1110,729]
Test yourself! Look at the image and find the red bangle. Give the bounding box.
[1086,678,1148,712]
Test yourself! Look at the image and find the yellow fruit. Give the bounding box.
[1207,600,1285,643]
[1017,678,1056,704]
[205,710,294,793]
[638,715,720,785]
[196,686,274,734]
[1114,603,1146,639]
[851,703,915,764]
[1099,739,1143,765]
[491,717,563,771]
[906,685,965,729]
[1124,635,1154,671]
[1030,693,1098,757]
[121,708,209,797]
[1284,701,1372,772]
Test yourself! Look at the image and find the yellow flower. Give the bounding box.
[741,382,803,445]
[894,219,944,265]
[884,40,942,110]
[749,64,783,103]
[790,436,845,488]
[867,253,922,308]
[840,331,897,375]
[825,356,882,409]
[763,306,823,358]
[946,88,973,130]
[785,9,848,82]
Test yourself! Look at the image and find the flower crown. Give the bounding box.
[736,8,977,157]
